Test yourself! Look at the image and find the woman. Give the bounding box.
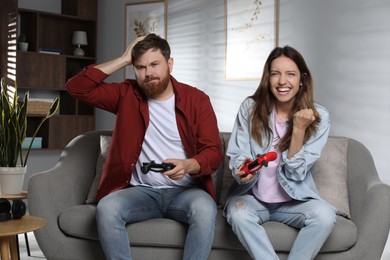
[225,46,336,260]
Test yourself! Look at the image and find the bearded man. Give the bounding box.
[66,34,223,260]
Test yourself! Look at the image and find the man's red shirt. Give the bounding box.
[66,66,223,202]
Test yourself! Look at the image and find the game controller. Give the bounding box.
[241,151,278,177]
[141,160,175,174]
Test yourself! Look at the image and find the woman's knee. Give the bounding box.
[226,199,257,227]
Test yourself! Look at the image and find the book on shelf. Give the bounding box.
[38,47,61,55]
[22,137,42,149]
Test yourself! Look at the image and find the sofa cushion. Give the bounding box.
[58,204,188,246]
[312,137,350,218]
[58,206,357,253]
[59,204,99,240]
[213,214,357,252]
[86,135,112,204]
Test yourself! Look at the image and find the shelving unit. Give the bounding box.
[16,0,97,149]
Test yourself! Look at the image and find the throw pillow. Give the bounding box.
[85,135,112,204]
[312,137,350,218]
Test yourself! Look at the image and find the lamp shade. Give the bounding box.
[72,31,88,46]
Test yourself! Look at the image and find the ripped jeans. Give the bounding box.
[226,194,336,260]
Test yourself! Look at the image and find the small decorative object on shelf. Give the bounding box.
[72,31,88,56]
[18,33,28,51]
[22,137,42,149]
[27,98,56,115]
[38,47,61,55]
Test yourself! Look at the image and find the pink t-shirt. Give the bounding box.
[252,111,291,203]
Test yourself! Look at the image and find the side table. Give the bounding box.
[0,215,46,260]
[0,191,30,257]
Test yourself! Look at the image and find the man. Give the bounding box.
[66,34,223,260]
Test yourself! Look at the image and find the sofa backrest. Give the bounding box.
[212,132,231,206]
[84,130,351,218]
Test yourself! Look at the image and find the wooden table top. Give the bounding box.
[0,215,46,237]
[0,191,28,200]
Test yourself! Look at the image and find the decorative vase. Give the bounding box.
[19,42,28,51]
[0,167,27,195]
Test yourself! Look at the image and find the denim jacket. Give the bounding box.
[225,98,333,209]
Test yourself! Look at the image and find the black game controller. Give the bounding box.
[141,161,175,174]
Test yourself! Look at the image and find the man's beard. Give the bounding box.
[138,74,170,99]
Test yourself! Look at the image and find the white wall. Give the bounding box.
[277,1,390,258]
[18,0,390,258]
[279,0,390,187]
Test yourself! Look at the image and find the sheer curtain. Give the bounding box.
[167,0,260,132]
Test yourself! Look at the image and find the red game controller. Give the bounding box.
[241,151,278,177]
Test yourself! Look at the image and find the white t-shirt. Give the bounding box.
[130,95,195,188]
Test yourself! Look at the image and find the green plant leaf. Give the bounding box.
[0,77,60,167]
[22,96,60,167]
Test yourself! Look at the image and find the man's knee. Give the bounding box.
[192,195,217,216]
[308,203,336,230]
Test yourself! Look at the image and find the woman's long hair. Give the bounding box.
[250,46,320,151]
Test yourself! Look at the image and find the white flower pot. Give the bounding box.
[0,166,27,195]
[19,42,28,51]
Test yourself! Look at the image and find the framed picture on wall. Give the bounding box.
[225,0,278,80]
[125,0,167,79]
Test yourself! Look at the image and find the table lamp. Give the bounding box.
[72,31,88,56]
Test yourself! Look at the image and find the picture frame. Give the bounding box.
[225,0,278,80]
[125,0,167,79]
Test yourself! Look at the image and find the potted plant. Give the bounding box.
[0,77,60,194]
[18,33,28,51]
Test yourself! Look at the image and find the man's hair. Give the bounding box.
[131,34,171,63]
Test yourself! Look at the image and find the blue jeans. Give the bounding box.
[226,195,336,260]
[96,186,217,260]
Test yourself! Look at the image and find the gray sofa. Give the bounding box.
[28,130,390,260]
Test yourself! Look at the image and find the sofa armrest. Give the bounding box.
[28,130,112,257]
[345,138,390,259]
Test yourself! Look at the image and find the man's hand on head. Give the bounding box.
[123,36,146,66]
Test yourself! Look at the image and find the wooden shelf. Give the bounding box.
[17,51,66,89]
[15,0,97,149]
[18,8,97,57]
